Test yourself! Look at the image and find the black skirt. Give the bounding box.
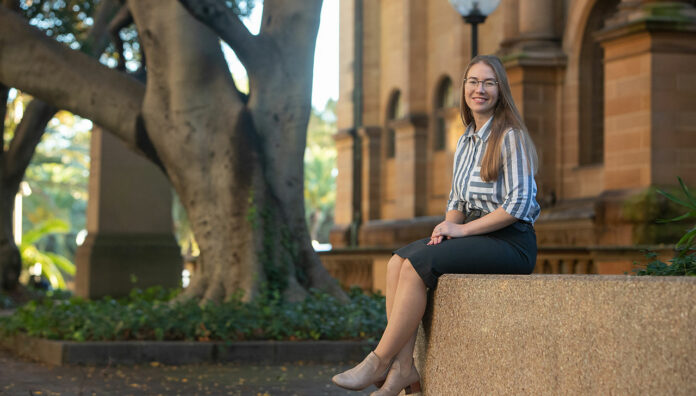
[393,221,537,289]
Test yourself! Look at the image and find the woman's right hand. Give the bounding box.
[428,221,451,245]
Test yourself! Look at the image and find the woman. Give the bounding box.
[332,55,539,395]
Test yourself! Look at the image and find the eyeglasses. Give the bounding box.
[465,78,498,90]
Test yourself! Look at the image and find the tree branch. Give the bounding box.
[82,0,123,57]
[108,4,134,70]
[2,0,158,187]
[3,100,56,188]
[0,7,144,149]
[176,0,260,69]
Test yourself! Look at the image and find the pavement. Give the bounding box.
[0,348,376,396]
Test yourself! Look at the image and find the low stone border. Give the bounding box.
[1,334,376,366]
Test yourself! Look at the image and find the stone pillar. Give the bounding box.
[594,0,696,246]
[75,127,181,299]
[517,0,556,50]
[359,126,382,222]
[329,129,359,248]
[394,115,428,219]
[503,0,566,206]
[598,0,696,191]
[499,0,520,53]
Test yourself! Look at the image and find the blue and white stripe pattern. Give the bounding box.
[446,116,540,224]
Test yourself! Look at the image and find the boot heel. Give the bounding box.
[405,381,421,394]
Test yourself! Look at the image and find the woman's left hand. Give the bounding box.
[428,221,464,245]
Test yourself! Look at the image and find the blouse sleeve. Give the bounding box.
[500,129,535,220]
[446,185,459,212]
[446,135,466,212]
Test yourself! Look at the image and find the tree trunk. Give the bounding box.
[1,0,347,302]
[0,194,20,290]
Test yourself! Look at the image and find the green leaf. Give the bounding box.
[45,252,76,276]
[21,218,70,247]
[656,211,696,224]
[657,189,695,210]
[676,228,696,249]
[677,177,696,207]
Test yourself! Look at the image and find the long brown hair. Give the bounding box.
[459,55,538,182]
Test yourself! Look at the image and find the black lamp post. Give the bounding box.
[449,0,501,58]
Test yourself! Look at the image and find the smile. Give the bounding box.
[471,97,487,104]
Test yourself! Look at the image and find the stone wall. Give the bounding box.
[415,274,696,395]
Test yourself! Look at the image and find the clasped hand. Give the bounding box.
[427,220,463,245]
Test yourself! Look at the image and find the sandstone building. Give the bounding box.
[321,0,696,291]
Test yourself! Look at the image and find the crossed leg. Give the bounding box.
[331,254,427,392]
[374,254,427,366]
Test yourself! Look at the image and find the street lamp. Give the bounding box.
[449,0,501,58]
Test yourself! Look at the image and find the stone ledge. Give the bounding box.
[0,334,375,366]
[415,274,696,395]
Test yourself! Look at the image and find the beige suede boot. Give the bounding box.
[370,359,421,396]
[332,351,392,391]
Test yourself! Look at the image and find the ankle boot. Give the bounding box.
[370,359,421,396]
[332,351,392,391]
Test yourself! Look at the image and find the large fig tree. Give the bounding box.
[0,0,345,302]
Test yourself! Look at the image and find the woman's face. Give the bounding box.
[464,62,499,119]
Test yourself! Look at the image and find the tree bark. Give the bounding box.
[0,0,346,302]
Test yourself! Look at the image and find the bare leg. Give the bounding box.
[374,259,427,362]
[384,255,419,367]
[332,257,423,391]
[385,254,405,318]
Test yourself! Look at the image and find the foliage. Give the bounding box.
[634,177,696,276]
[0,292,13,309]
[19,0,97,47]
[633,250,696,276]
[304,100,337,243]
[172,192,199,258]
[655,177,696,249]
[4,91,88,283]
[0,286,386,342]
[19,219,76,289]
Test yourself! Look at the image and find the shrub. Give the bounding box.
[634,177,696,276]
[0,286,386,342]
[633,250,695,276]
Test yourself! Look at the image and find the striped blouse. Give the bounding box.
[446,116,540,224]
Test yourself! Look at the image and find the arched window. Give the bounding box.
[578,0,620,165]
[386,90,404,158]
[433,77,454,151]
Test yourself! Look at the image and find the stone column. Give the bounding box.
[503,0,566,207]
[499,0,520,53]
[75,127,181,299]
[594,0,696,247]
[329,129,360,248]
[394,115,428,219]
[358,126,382,222]
[517,0,556,50]
[598,0,696,191]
